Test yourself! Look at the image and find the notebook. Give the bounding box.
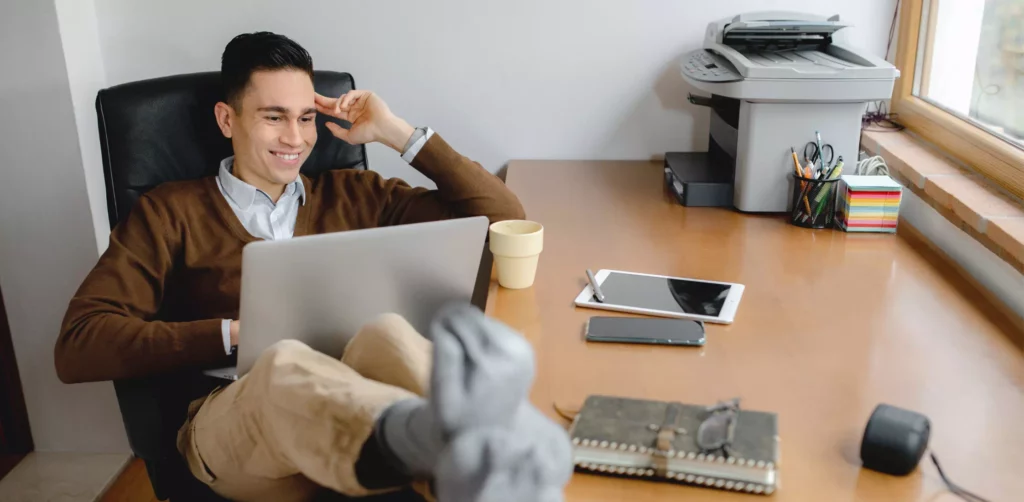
[568,395,779,495]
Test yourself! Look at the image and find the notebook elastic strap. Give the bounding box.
[653,403,683,477]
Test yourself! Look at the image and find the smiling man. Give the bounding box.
[55,33,572,502]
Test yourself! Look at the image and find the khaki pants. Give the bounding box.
[177,314,432,502]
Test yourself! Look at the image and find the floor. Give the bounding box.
[99,458,157,502]
[94,458,426,502]
[0,454,26,482]
[0,451,130,502]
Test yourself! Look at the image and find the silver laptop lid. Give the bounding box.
[236,216,489,376]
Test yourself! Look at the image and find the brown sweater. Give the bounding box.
[56,134,524,384]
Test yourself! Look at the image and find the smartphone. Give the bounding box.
[585,316,705,346]
[575,269,745,324]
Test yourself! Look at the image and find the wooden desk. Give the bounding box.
[485,160,1024,501]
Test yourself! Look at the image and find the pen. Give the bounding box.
[815,131,826,172]
[810,165,844,221]
[586,269,605,303]
[811,189,831,222]
[814,158,845,204]
[823,156,844,181]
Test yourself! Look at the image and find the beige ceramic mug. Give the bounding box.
[489,220,544,289]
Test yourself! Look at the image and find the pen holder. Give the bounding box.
[790,174,840,229]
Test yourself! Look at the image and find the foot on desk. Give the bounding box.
[375,304,538,477]
[436,406,573,502]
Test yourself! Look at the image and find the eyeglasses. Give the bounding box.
[696,397,741,457]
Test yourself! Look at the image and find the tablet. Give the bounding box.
[574,269,745,324]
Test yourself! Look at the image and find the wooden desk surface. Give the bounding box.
[485,160,1024,502]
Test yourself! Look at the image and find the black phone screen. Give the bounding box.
[586,316,705,345]
[598,272,732,317]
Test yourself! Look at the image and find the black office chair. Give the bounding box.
[96,71,421,502]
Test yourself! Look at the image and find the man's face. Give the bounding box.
[216,70,317,191]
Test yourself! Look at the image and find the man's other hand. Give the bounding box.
[314,90,414,152]
[230,320,240,347]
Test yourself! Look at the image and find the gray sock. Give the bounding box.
[435,403,574,502]
[376,304,535,476]
[430,303,535,432]
[374,397,440,476]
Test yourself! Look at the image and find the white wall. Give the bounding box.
[55,0,111,252]
[900,190,1024,320]
[93,0,897,186]
[0,0,128,452]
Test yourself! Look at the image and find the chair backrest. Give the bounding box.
[96,70,366,501]
[96,70,367,228]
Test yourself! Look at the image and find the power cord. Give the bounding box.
[930,452,991,502]
[885,0,900,61]
[854,155,890,176]
[863,101,905,132]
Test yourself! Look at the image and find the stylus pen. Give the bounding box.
[586,269,605,303]
[815,131,826,173]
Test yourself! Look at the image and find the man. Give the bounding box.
[55,32,571,501]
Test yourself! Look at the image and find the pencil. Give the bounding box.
[791,147,810,215]
[796,177,814,217]
[791,147,803,177]
[802,161,814,211]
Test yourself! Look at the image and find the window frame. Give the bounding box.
[892,0,1024,200]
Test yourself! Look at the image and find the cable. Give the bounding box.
[552,403,579,422]
[886,0,901,61]
[855,155,889,176]
[930,453,991,502]
[863,101,905,132]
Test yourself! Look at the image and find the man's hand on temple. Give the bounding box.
[230,320,240,347]
[314,90,415,152]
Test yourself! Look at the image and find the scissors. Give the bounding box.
[803,141,835,170]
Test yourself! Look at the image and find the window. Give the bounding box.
[893,0,1024,199]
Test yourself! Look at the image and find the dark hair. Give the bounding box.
[221,32,314,109]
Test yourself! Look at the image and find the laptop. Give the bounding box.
[204,216,490,380]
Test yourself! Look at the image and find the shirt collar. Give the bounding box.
[218,156,306,210]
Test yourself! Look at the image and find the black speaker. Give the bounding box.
[860,404,931,475]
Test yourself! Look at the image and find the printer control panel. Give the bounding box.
[683,50,742,83]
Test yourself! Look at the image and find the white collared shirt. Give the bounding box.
[214,127,434,354]
[215,157,307,241]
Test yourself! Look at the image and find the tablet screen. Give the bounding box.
[599,272,732,317]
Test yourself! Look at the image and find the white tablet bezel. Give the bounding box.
[574,269,745,324]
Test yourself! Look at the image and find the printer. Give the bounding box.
[678,11,900,212]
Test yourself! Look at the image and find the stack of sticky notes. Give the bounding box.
[835,175,902,233]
